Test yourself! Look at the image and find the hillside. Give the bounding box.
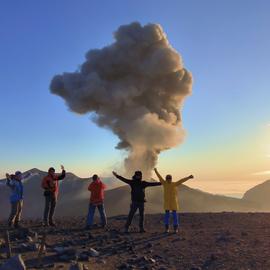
[242,179,270,210]
[0,169,266,220]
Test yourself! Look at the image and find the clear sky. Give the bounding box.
[0,0,269,197]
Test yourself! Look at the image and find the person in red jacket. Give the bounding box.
[85,174,107,230]
[41,165,66,226]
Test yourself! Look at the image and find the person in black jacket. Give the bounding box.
[112,170,161,233]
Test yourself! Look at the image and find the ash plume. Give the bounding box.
[50,22,193,178]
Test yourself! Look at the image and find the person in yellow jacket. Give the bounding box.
[154,168,194,233]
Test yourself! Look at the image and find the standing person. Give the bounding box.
[112,171,161,233]
[41,165,66,227]
[85,174,107,230]
[154,168,194,233]
[6,171,32,228]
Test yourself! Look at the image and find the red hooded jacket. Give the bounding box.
[88,179,106,204]
[41,170,66,198]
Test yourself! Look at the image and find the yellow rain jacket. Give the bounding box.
[155,171,188,211]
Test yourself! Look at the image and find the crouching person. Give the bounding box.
[85,174,107,230]
[6,171,31,228]
[41,165,65,227]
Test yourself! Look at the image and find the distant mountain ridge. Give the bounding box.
[0,169,268,219]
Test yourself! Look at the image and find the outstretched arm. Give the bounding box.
[154,168,165,184]
[112,171,131,184]
[145,181,162,187]
[56,165,66,181]
[175,175,194,186]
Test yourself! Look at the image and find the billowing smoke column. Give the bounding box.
[50,22,193,177]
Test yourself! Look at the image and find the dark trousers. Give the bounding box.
[86,203,107,227]
[125,202,145,229]
[8,200,23,226]
[43,192,56,223]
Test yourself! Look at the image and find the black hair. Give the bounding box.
[48,167,55,172]
[132,170,142,180]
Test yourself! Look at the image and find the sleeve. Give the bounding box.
[115,174,131,184]
[6,179,15,187]
[144,181,162,187]
[154,170,165,184]
[42,177,51,190]
[175,176,190,186]
[88,183,93,191]
[56,170,66,181]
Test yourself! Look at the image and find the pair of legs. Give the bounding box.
[43,192,57,226]
[164,210,179,232]
[86,203,107,228]
[125,202,145,232]
[8,200,23,227]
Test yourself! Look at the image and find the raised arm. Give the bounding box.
[175,175,194,186]
[144,181,162,187]
[6,173,14,187]
[56,165,66,181]
[112,171,131,184]
[154,168,165,184]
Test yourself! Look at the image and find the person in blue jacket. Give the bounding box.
[6,171,31,228]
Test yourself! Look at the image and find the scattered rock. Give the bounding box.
[96,258,106,264]
[202,254,218,268]
[20,242,40,251]
[89,248,99,257]
[69,262,83,270]
[54,246,66,255]
[118,262,133,270]
[0,254,26,270]
[78,252,89,261]
[26,236,33,243]
[145,243,153,248]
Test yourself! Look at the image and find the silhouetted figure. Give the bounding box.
[112,170,161,233]
[85,174,107,230]
[6,171,31,228]
[154,168,194,233]
[41,165,65,227]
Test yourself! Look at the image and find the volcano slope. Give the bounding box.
[0,213,270,270]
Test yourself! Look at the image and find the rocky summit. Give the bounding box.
[1,213,270,269]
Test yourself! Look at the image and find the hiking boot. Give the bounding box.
[49,221,56,227]
[174,225,179,234]
[42,222,49,227]
[101,224,107,229]
[139,228,146,233]
[165,225,170,233]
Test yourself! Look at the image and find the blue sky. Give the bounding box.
[0,0,269,195]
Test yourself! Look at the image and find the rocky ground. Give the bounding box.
[1,213,270,269]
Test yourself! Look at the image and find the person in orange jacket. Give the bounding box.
[85,174,107,230]
[41,165,66,226]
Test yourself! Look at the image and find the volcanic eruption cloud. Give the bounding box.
[50,22,193,177]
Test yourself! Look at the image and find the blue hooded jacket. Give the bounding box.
[6,172,31,203]
[6,179,24,202]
